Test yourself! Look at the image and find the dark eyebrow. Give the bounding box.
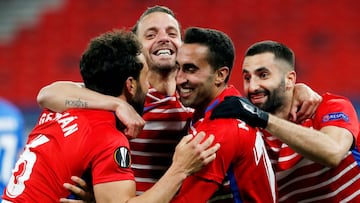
[242,66,269,74]
[183,63,197,69]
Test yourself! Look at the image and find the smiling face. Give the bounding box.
[242,52,295,114]
[176,43,218,110]
[136,12,182,72]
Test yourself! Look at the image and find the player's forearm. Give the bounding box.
[37,81,120,112]
[266,114,349,167]
[128,164,187,203]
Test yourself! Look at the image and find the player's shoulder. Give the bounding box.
[204,117,256,137]
[321,92,352,104]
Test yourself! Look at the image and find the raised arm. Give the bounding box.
[37,81,145,139]
[38,81,116,112]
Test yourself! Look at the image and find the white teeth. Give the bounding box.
[180,88,191,93]
[156,49,171,56]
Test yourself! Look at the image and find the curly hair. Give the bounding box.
[80,29,143,97]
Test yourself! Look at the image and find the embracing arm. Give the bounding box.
[291,83,322,122]
[124,132,219,203]
[37,81,121,112]
[266,114,354,167]
[37,81,145,138]
[210,96,354,167]
[60,132,220,203]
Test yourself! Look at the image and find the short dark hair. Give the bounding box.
[80,29,143,97]
[132,5,180,34]
[183,27,235,83]
[245,40,295,69]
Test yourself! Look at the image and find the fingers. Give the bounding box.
[289,102,299,122]
[71,176,88,189]
[177,131,204,148]
[292,83,322,123]
[118,113,145,139]
[60,198,85,203]
[197,133,215,150]
[175,134,192,151]
[62,176,90,201]
[201,143,220,165]
[63,182,87,198]
[113,100,145,139]
[123,119,145,139]
[296,101,317,123]
[190,131,206,144]
[189,133,219,166]
[172,131,220,175]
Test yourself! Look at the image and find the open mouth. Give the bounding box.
[153,49,174,56]
[249,93,266,104]
[178,87,193,98]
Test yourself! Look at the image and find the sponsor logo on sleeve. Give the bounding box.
[322,112,349,123]
[114,147,131,168]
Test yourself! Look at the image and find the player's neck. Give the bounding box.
[148,68,177,96]
[273,101,292,120]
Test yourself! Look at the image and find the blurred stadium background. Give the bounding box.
[0,0,359,134]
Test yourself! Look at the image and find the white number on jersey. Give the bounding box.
[5,134,49,198]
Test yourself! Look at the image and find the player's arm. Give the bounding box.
[37,81,145,138]
[266,115,354,167]
[60,132,220,203]
[37,81,129,112]
[211,96,354,167]
[290,83,322,122]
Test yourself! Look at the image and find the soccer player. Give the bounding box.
[2,29,219,202]
[170,27,277,202]
[36,6,194,196]
[211,40,360,202]
[36,5,321,202]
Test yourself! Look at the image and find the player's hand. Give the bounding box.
[114,101,145,139]
[210,96,269,128]
[172,132,220,175]
[290,83,322,123]
[59,176,95,203]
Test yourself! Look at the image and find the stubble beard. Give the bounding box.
[255,79,286,114]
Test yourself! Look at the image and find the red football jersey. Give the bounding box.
[265,93,360,202]
[129,87,194,194]
[172,86,277,203]
[2,109,133,202]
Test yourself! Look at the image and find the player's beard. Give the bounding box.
[116,84,146,132]
[255,79,286,114]
[128,84,146,116]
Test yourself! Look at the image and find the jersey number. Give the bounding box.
[5,134,49,198]
[254,131,277,203]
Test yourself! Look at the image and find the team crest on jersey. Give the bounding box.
[114,147,131,168]
[322,112,349,123]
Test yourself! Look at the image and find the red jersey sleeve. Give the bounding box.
[90,124,134,185]
[313,93,359,139]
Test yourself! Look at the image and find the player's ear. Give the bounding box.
[125,77,137,96]
[286,70,296,89]
[215,66,229,86]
